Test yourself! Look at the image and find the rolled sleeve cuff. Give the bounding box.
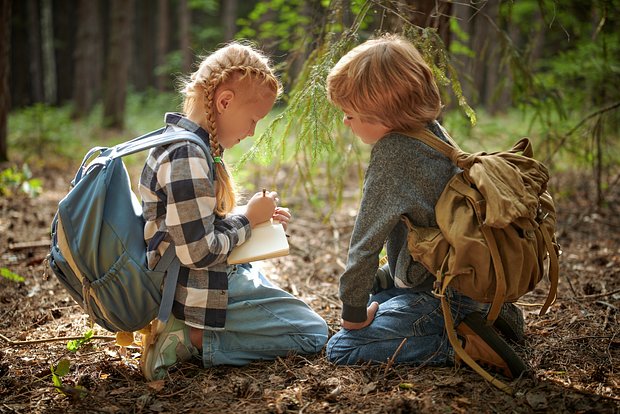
[342,304,368,323]
[230,214,251,244]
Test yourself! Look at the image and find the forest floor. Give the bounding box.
[0,162,618,414]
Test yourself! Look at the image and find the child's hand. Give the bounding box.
[341,301,379,330]
[245,190,277,228]
[272,207,291,231]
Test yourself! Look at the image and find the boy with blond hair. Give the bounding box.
[326,34,526,378]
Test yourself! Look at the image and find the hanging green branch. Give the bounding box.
[235,1,490,216]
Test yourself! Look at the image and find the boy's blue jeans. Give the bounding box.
[201,264,328,367]
[326,287,488,366]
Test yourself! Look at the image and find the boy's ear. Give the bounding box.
[215,89,235,113]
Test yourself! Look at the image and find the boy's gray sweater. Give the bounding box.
[340,122,460,323]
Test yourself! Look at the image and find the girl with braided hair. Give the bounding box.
[138,42,328,380]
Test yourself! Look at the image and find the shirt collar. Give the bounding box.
[164,112,211,145]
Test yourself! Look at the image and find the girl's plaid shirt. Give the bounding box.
[138,113,251,329]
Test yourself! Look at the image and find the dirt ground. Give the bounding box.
[0,163,618,414]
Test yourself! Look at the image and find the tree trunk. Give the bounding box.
[103,0,134,130]
[178,0,192,73]
[385,0,451,48]
[0,0,10,162]
[73,0,102,118]
[27,0,44,104]
[482,0,501,113]
[132,0,155,92]
[469,5,491,107]
[53,0,75,104]
[451,2,474,107]
[221,0,238,42]
[156,0,169,91]
[40,0,57,104]
[287,0,324,85]
[406,0,451,47]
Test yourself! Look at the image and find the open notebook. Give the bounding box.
[227,220,290,264]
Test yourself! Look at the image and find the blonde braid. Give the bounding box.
[182,43,281,216]
[203,72,234,216]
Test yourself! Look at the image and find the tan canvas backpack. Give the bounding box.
[402,128,560,393]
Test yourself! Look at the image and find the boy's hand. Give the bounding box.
[245,191,277,228]
[341,301,379,330]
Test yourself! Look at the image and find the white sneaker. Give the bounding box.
[140,315,198,381]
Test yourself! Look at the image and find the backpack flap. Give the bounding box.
[466,138,550,228]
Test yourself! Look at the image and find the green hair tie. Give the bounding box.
[213,156,222,164]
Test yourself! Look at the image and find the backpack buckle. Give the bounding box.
[537,207,549,222]
[432,280,445,298]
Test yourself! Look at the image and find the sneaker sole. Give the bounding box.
[140,320,164,381]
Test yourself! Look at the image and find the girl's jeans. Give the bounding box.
[201,264,328,367]
[326,287,488,366]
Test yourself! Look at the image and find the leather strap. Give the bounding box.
[481,226,507,324]
[440,295,513,394]
[539,225,559,315]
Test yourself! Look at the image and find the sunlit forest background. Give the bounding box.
[1,0,619,210]
[1,2,620,412]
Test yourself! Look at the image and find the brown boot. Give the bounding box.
[455,312,527,379]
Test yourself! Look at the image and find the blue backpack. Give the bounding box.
[48,128,212,333]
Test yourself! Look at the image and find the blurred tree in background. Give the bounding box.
[0,0,9,162]
[1,0,618,205]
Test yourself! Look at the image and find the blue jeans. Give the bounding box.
[201,264,328,366]
[326,287,487,366]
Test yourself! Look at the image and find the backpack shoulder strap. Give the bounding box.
[402,128,464,162]
[109,129,212,161]
[153,245,180,324]
[73,129,214,185]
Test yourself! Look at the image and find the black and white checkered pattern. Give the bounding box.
[139,113,251,329]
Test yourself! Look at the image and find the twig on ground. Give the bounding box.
[577,288,620,300]
[160,385,192,399]
[515,301,546,307]
[564,272,580,298]
[383,338,407,377]
[0,332,116,346]
[316,294,342,309]
[595,301,618,310]
[335,257,346,271]
[603,307,612,331]
[564,335,617,341]
[8,240,51,250]
[276,356,294,377]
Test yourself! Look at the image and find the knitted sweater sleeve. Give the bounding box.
[339,132,456,322]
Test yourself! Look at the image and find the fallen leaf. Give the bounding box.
[147,380,165,392]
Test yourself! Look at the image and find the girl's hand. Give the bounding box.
[245,191,277,228]
[341,301,379,330]
[272,207,291,231]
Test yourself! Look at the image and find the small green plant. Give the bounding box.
[50,358,87,398]
[0,165,42,198]
[47,331,93,398]
[0,268,25,283]
[66,330,94,352]
[50,359,71,391]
